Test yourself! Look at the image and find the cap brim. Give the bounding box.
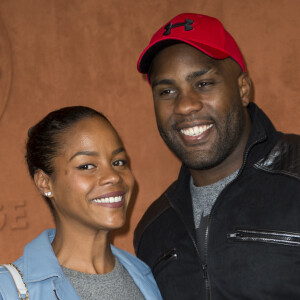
[137,37,230,74]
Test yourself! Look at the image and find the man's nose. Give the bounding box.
[174,92,203,115]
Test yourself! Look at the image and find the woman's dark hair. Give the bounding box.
[26,106,109,179]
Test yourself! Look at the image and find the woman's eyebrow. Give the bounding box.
[69,151,99,161]
[69,147,125,161]
[112,147,125,155]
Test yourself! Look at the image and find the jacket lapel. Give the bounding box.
[166,165,197,240]
[112,246,162,300]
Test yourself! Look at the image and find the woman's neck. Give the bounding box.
[52,222,115,274]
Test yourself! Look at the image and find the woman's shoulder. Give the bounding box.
[0,264,23,299]
[0,264,11,282]
[0,255,25,280]
[0,229,54,299]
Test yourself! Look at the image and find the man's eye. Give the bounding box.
[197,81,212,88]
[160,89,175,96]
[77,164,96,170]
[112,160,127,167]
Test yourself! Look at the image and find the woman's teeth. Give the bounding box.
[92,196,122,203]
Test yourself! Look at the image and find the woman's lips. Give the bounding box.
[90,191,126,208]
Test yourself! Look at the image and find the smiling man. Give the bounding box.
[134,13,300,300]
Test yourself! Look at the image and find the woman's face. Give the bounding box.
[45,116,135,232]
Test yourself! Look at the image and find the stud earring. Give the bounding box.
[44,192,52,197]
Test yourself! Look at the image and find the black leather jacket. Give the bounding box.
[134,103,300,300]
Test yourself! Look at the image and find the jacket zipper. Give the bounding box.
[152,248,178,275]
[202,225,210,299]
[227,229,300,247]
[202,134,266,299]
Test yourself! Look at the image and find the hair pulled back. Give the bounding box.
[26,106,108,179]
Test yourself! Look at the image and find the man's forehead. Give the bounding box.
[149,44,222,77]
[149,43,241,82]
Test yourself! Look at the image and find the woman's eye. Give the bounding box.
[77,164,96,170]
[112,160,127,167]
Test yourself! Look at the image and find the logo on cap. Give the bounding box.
[163,19,194,36]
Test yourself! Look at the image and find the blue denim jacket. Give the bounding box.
[0,229,162,299]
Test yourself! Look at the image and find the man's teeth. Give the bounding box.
[180,124,213,137]
[92,196,122,203]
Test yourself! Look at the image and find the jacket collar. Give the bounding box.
[111,245,150,276]
[23,229,64,282]
[243,102,279,165]
[112,246,162,299]
[165,165,196,238]
[22,229,81,299]
[22,230,152,280]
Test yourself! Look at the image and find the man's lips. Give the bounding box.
[176,122,214,144]
[180,124,213,137]
[90,191,126,208]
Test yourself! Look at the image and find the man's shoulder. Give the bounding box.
[255,133,300,180]
[134,181,177,254]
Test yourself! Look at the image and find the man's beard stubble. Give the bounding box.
[157,103,247,171]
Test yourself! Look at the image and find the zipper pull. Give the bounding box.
[202,264,208,279]
[228,233,237,238]
[227,232,243,238]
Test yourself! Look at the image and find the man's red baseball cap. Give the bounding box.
[137,13,245,74]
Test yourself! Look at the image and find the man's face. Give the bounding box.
[149,43,251,171]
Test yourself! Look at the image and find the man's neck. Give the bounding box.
[190,162,241,187]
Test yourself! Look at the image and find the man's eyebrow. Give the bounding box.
[151,67,214,88]
[186,67,212,82]
[151,79,175,89]
[69,151,99,161]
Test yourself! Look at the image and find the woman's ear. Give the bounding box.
[34,169,52,198]
[238,73,252,106]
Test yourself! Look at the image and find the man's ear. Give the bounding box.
[238,73,252,106]
[34,169,52,197]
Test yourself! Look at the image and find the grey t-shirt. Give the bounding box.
[61,257,145,300]
[190,170,239,258]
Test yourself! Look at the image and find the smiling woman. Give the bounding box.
[0,106,162,300]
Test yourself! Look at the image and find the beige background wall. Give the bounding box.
[0,0,299,262]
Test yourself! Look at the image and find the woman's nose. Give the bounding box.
[174,92,203,115]
[98,167,121,185]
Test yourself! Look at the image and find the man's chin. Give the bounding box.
[179,151,224,171]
